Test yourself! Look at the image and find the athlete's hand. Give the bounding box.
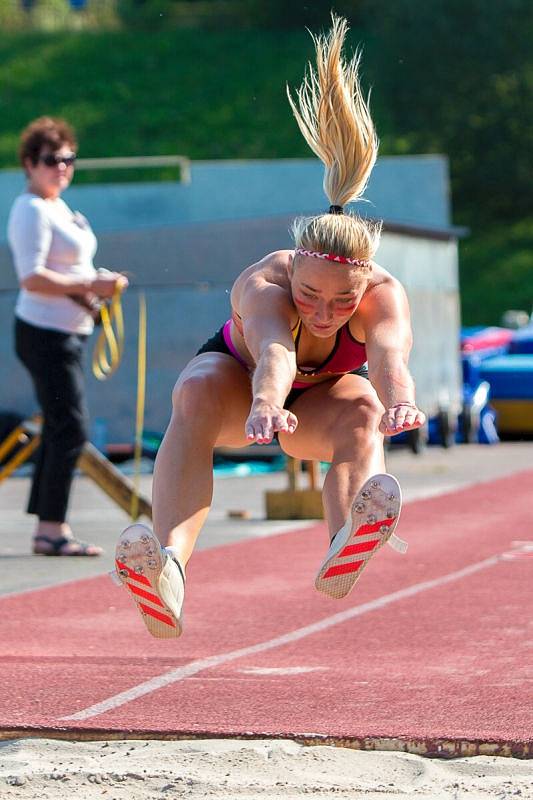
[379,402,426,436]
[245,399,298,444]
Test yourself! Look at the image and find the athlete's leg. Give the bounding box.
[277,374,385,538]
[115,353,253,638]
[151,353,253,566]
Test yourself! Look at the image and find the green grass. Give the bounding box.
[0,29,529,326]
[459,218,533,327]
[0,29,316,164]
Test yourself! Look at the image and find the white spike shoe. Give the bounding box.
[315,473,405,600]
[113,523,185,639]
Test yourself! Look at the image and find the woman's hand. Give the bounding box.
[379,402,426,436]
[91,271,129,299]
[245,399,298,444]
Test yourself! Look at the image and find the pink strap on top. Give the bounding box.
[222,320,248,368]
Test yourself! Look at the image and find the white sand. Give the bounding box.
[0,738,531,799]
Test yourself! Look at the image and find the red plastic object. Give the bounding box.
[461,327,513,353]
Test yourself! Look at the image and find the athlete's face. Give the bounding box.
[290,255,368,337]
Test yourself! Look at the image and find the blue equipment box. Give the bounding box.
[479,355,533,400]
[509,324,533,355]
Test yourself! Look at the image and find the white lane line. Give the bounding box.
[60,552,503,722]
[501,541,533,560]
[238,666,327,675]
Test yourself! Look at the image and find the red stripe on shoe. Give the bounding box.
[339,538,380,558]
[138,602,176,628]
[115,559,152,587]
[323,559,364,579]
[126,581,164,608]
[354,517,395,538]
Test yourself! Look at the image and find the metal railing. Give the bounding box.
[75,155,191,184]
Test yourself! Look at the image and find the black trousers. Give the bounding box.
[14,317,89,523]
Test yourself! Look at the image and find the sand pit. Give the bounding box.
[1,738,532,799]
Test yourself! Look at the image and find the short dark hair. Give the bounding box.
[19,116,77,167]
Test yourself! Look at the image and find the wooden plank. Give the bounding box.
[78,442,152,520]
[286,457,300,491]
[265,488,323,520]
[0,416,152,519]
[307,460,320,491]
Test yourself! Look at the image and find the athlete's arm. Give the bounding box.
[359,279,426,435]
[237,274,298,443]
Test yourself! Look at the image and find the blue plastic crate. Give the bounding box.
[479,355,533,400]
[509,324,533,355]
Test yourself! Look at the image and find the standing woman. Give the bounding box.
[8,116,128,556]
[115,16,425,637]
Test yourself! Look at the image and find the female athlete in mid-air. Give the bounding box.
[114,15,425,638]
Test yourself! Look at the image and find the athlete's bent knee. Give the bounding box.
[331,394,382,455]
[337,394,381,432]
[354,394,383,431]
[171,372,222,418]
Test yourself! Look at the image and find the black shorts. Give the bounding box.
[196,326,369,409]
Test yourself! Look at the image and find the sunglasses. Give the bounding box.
[39,153,77,168]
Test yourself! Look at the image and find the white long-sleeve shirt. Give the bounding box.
[8,192,98,334]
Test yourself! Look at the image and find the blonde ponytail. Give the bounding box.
[288,15,382,265]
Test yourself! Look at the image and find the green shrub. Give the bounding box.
[460,218,533,325]
[0,0,118,31]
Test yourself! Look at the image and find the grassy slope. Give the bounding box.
[0,30,530,326]
[459,218,532,325]
[0,29,315,162]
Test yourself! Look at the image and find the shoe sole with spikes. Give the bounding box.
[114,523,185,639]
[315,473,402,600]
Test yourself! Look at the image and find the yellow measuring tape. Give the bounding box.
[90,288,147,520]
[130,292,146,520]
[92,288,125,381]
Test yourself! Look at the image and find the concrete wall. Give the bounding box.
[377,233,462,416]
[0,225,462,443]
[0,155,450,245]
[0,157,462,444]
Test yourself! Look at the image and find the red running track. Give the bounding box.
[0,471,532,754]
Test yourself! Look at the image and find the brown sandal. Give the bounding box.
[33,535,103,557]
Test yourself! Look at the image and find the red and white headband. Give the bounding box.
[294,248,371,268]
